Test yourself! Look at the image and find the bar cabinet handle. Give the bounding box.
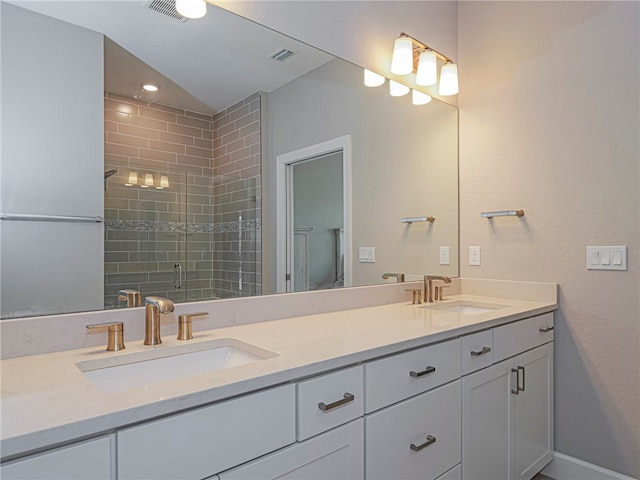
[410,435,436,452]
[470,347,492,357]
[410,366,436,378]
[318,393,355,412]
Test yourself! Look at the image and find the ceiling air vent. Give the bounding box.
[145,0,188,23]
[269,49,295,62]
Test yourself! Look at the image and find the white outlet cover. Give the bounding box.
[440,246,450,265]
[469,246,481,266]
[358,246,376,263]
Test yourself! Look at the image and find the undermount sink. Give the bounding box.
[77,338,277,394]
[421,300,510,315]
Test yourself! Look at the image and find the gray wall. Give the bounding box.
[1,4,104,318]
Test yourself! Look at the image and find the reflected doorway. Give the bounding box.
[276,136,352,293]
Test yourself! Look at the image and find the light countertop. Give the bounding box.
[1,292,556,460]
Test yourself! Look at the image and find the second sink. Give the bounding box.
[420,300,510,315]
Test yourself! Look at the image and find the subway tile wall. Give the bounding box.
[103,92,261,308]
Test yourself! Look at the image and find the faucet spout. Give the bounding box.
[144,296,174,345]
[381,273,406,283]
[424,275,451,303]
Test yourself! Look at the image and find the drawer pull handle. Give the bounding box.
[470,347,491,357]
[539,325,554,333]
[409,366,436,378]
[410,435,436,452]
[318,393,355,412]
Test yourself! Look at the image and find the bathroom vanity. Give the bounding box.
[0,280,556,480]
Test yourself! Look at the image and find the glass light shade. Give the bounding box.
[142,173,154,188]
[412,90,432,106]
[175,0,207,19]
[416,50,437,86]
[156,175,169,190]
[439,63,459,96]
[389,80,410,97]
[364,69,385,87]
[125,171,138,186]
[390,36,414,75]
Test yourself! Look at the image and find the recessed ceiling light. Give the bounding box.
[142,83,159,92]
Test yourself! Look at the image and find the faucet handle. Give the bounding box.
[406,289,423,305]
[177,312,209,340]
[118,289,141,307]
[86,322,125,351]
[434,285,450,301]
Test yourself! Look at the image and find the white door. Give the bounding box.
[462,360,515,480]
[276,136,352,293]
[514,343,554,480]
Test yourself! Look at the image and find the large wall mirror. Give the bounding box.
[0,0,459,319]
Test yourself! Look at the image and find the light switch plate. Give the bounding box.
[440,246,450,265]
[587,246,627,270]
[358,246,376,263]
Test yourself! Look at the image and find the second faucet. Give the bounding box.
[144,296,175,345]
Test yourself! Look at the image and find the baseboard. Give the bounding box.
[542,452,637,480]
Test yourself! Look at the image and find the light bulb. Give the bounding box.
[364,69,385,87]
[416,50,437,86]
[175,0,207,19]
[439,63,459,96]
[389,80,410,97]
[125,171,138,186]
[390,36,414,75]
[412,90,432,105]
[142,83,159,92]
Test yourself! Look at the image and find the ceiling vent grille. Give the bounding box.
[269,49,295,62]
[145,0,188,23]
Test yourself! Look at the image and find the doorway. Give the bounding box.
[276,136,352,293]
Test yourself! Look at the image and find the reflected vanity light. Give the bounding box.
[141,173,154,188]
[156,175,170,190]
[390,32,459,96]
[124,171,138,186]
[142,83,159,92]
[412,90,432,105]
[175,0,207,19]
[389,80,410,97]
[364,69,385,87]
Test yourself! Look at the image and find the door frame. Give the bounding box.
[276,135,352,293]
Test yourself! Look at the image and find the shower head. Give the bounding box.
[104,169,118,179]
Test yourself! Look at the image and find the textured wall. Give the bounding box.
[457,2,639,477]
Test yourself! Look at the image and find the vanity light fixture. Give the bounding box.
[364,69,385,87]
[412,89,432,105]
[389,80,410,97]
[175,0,207,19]
[141,173,154,188]
[125,171,138,187]
[391,33,459,96]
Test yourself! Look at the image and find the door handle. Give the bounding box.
[174,263,182,289]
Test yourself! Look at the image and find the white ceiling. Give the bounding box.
[9,0,335,114]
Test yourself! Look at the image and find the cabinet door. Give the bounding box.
[514,342,553,480]
[462,360,514,480]
[0,436,112,480]
[219,419,364,480]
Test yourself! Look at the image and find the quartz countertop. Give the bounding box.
[0,292,556,460]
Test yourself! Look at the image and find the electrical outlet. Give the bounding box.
[469,246,481,266]
[358,246,376,263]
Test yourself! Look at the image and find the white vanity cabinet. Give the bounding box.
[461,313,554,480]
[0,436,112,480]
[117,384,296,480]
[217,419,364,480]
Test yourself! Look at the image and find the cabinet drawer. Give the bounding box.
[0,436,112,480]
[365,339,460,413]
[461,330,493,376]
[365,381,461,480]
[118,384,295,480]
[534,313,554,346]
[297,365,364,441]
[493,317,535,363]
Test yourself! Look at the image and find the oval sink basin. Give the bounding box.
[77,339,277,394]
[420,300,509,315]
